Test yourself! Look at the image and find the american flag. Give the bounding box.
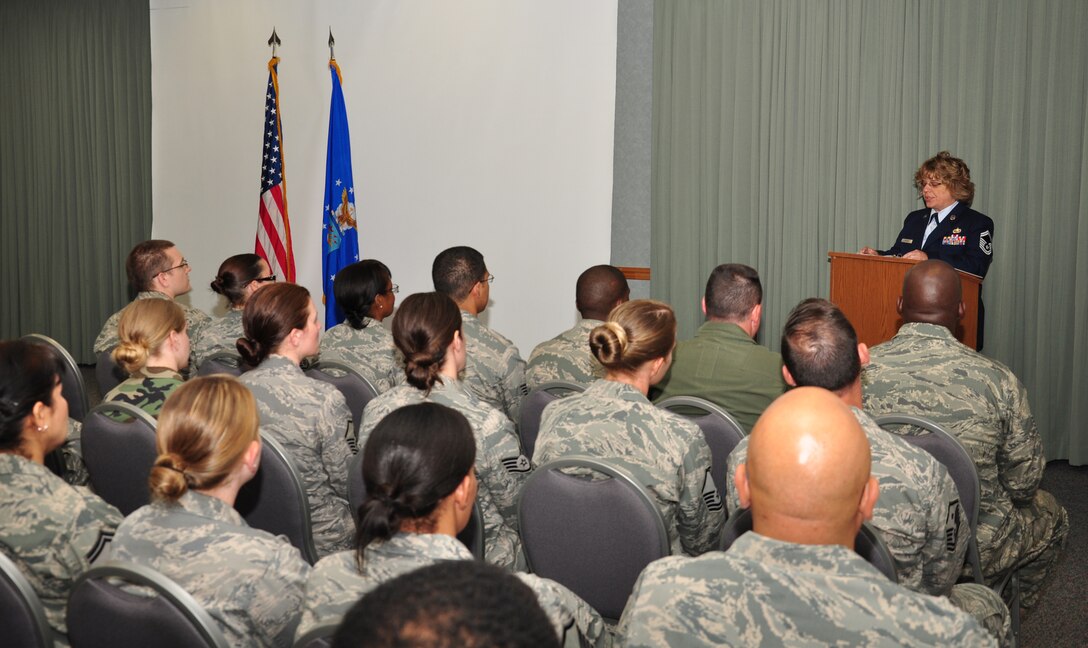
[255,56,295,282]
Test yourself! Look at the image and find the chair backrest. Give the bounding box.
[305,361,379,447]
[0,551,55,648]
[67,561,228,648]
[81,402,159,515]
[720,508,898,582]
[346,450,484,560]
[517,456,669,621]
[657,395,745,498]
[196,351,247,377]
[23,333,89,422]
[518,381,585,460]
[293,622,338,648]
[874,413,984,583]
[95,350,127,399]
[236,435,319,565]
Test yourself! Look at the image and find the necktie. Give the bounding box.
[922,212,939,248]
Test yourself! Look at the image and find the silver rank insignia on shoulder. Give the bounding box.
[980,230,993,255]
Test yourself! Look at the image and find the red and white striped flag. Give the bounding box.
[254,56,296,282]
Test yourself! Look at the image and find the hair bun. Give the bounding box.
[236,337,263,367]
[209,276,226,295]
[149,452,190,500]
[590,321,628,368]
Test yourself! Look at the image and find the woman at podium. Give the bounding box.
[860,151,994,279]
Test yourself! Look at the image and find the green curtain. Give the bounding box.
[0,0,152,363]
[651,0,1088,464]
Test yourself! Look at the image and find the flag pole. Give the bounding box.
[268,27,281,57]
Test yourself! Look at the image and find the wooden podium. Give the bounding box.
[828,252,982,348]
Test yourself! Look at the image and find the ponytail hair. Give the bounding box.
[211,253,266,307]
[112,298,186,375]
[391,292,462,392]
[356,403,475,564]
[0,340,64,454]
[148,375,259,501]
[237,283,311,366]
[590,299,676,374]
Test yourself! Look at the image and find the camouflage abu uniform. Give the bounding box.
[0,454,121,644]
[360,378,530,571]
[297,533,610,647]
[102,366,184,418]
[190,308,244,370]
[535,379,725,556]
[617,532,997,647]
[111,491,310,648]
[318,319,402,394]
[726,407,1010,642]
[460,311,528,423]
[93,290,210,356]
[240,355,354,557]
[525,319,605,390]
[863,322,1068,608]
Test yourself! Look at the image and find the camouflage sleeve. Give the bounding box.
[319,389,353,501]
[478,410,531,531]
[93,310,122,353]
[997,374,1044,504]
[676,429,725,555]
[723,438,749,515]
[248,544,311,648]
[517,574,612,648]
[921,467,968,596]
[69,487,123,566]
[500,348,529,423]
[948,583,1012,647]
[477,490,523,572]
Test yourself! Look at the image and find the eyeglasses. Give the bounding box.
[252,274,277,284]
[386,284,400,295]
[160,259,190,275]
[481,274,495,284]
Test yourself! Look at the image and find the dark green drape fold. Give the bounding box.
[652,0,1088,464]
[1,0,152,363]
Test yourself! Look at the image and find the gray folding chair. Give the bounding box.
[657,395,745,499]
[875,413,1019,640]
[346,450,484,560]
[306,361,380,449]
[518,456,669,622]
[23,334,89,422]
[67,561,228,648]
[0,551,55,648]
[720,508,898,583]
[518,381,585,460]
[196,351,247,377]
[236,435,320,565]
[95,350,127,398]
[81,402,159,515]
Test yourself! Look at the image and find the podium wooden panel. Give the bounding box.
[828,252,981,349]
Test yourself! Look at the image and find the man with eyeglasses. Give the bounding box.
[432,246,528,423]
[93,240,210,359]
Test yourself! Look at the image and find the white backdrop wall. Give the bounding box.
[150,0,617,356]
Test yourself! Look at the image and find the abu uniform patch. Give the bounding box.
[980,230,993,255]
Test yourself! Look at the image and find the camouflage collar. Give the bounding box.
[134,366,184,382]
[176,490,247,527]
[366,532,473,563]
[896,322,957,342]
[261,354,303,373]
[732,532,882,579]
[135,290,172,301]
[587,378,650,404]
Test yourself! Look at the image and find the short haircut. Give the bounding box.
[237,283,311,366]
[913,151,975,206]
[334,260,392,330]
[432,246,486,302]
[126,240,176,292]
[590,299,676,374]
[211,253,266,307]
[780,298,861,393]
[0,340,65,453]
[704,263,762,321]
[575,265,630,320]
[332,561,558,648]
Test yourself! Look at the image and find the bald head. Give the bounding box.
[575,265,630,321]
[739,387,876,546]
[898,260,964,332]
